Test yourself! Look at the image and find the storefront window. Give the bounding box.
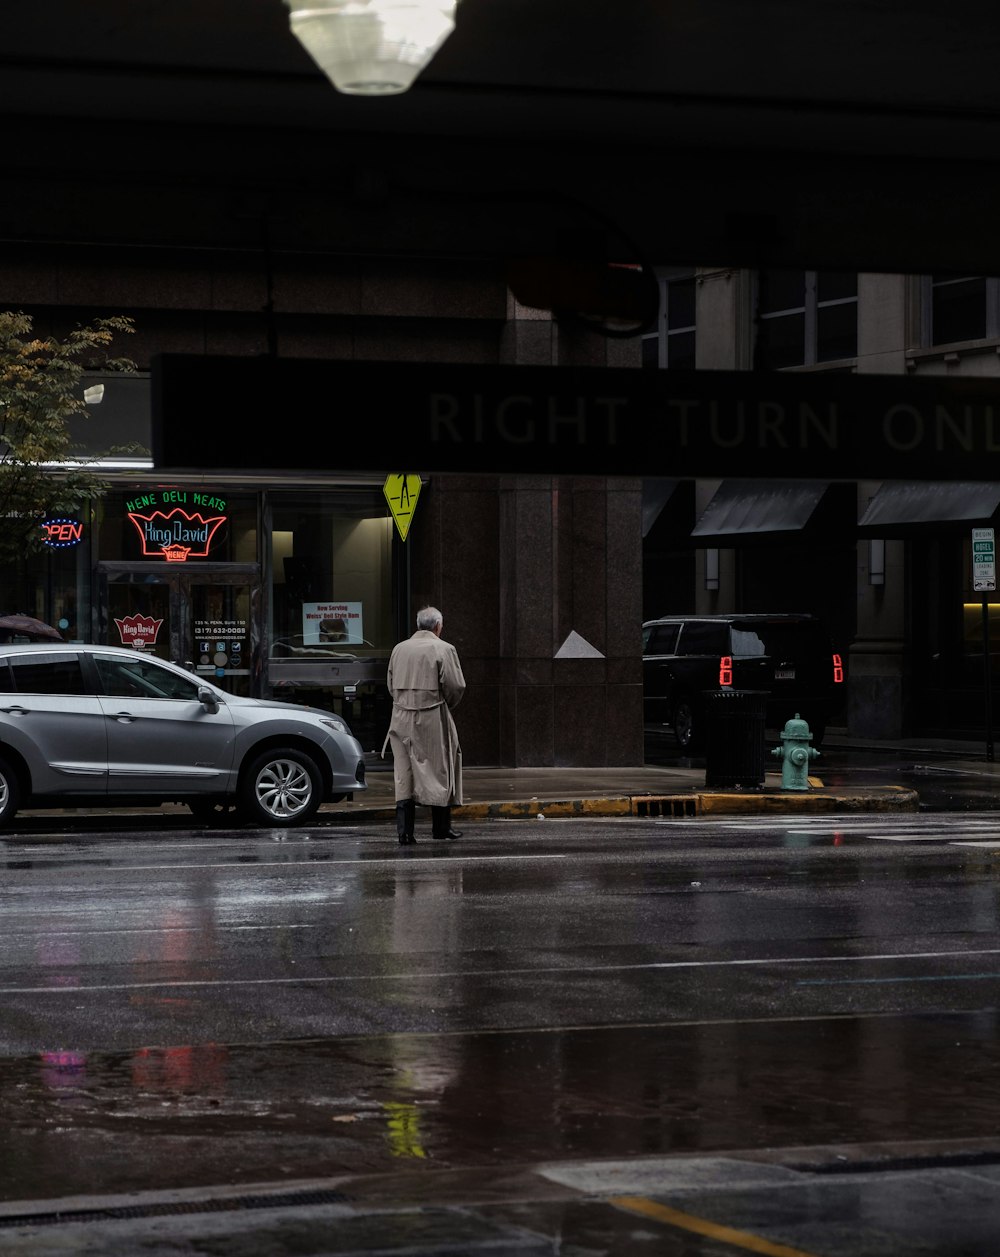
[266,491,395,749]
[96,488,257,564]
[962,600,1000,666]
[0,511,92,642]
[45,542,89,643]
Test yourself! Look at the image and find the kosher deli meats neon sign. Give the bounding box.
[125,491,228,563]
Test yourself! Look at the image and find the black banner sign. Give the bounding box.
[152,355,1000,479]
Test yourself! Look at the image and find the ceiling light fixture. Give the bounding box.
[284,0,459,96]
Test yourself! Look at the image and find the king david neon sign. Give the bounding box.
[125,489,228,562]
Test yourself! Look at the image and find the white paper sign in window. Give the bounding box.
[302,601,364,645]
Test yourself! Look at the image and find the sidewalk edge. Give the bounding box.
[336,786,919,825]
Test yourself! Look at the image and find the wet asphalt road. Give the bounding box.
[5,802,1000,1253]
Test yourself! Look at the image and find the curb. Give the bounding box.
[462,786,920,819]
[693,785,919,815]
[336,786,920,825]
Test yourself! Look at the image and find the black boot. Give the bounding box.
[396,799,416,845]
[431,806,462,840]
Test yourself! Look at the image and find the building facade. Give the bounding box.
[6,241,999,756]
[0,241,643,768]
[641,267,1000,741]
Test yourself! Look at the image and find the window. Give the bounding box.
[99,490,258,563]
[730,628,767,658]
[927,275,1000,345]
[267,491,395,739]
[642,623,680,655]
[10,654,86,694]
[642,273,696,369]
[94,653,202,700]
[731,619,831,660]
[676,622,729,655]
[269,492,395,659]
[755,270,857,368]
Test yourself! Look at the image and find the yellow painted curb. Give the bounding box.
[455,798,634,821]
[450,785,919,821]
[697,786,918,814]
[348,785,920,826]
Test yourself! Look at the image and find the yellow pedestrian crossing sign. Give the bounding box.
[384,473,422,541]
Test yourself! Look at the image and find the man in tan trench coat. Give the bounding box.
[385,606,465,845]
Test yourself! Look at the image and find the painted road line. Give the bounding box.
[611,1196,818,1257]
[6,947,1000,996]
[798,972,1000,987]
[0,853,573,881]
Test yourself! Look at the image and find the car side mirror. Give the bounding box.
[198,686,220,712]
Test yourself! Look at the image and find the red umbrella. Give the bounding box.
[0,615,64,642]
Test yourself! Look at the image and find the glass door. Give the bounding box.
[185,575,258,696]
[97,564,261,697]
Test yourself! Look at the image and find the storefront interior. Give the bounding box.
[4,477,400,754]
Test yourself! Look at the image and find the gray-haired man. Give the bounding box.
[385,606,465,845]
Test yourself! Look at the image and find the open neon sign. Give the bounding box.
[125,491,228,563]
[42,518,84,548]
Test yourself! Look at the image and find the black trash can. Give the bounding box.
[702,689,768,790]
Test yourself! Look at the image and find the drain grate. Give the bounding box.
[633,797,698,818]
[0,1188,350,1229]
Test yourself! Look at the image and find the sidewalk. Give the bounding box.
[25,730,991,828]
[335,737,924,824]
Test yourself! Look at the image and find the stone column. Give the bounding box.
[410,471,643,767]
[407,283,644,767]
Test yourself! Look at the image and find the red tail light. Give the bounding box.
[719,655,733,686]
[832,652,844,683]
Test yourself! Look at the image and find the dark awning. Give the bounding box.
[691,480,847,544]
[857,481,1000,536]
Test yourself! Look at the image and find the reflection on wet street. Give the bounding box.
[5,1008,1000,1203]
[4,813,1000,1252]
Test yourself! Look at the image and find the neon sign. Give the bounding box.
[125,490,228,563]
[42,518,84,548]
[114,613,164,648]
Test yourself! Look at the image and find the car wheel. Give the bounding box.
[673,699,699,751]
[188,799,241,825]
[238,747,322,827]
[0,754,20,828]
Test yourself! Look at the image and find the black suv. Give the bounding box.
[642,613,845,750]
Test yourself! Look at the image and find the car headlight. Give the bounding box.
[319,716,349,735]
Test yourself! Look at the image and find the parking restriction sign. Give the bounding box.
[973,526,996,592]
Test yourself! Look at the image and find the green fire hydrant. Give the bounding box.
[771,713,819,790]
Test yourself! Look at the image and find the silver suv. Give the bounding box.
[0,644,366,828]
